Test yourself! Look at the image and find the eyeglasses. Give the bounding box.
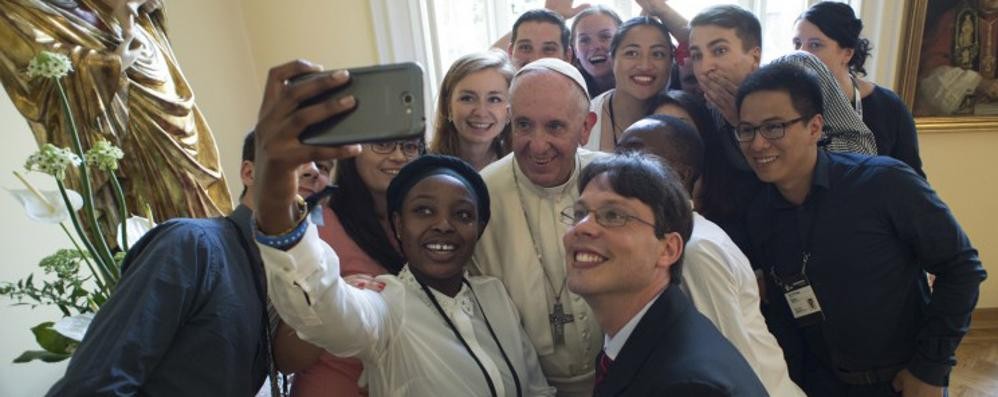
[734,116,806,142]
[367,141,423,157]
[560,205,656,229]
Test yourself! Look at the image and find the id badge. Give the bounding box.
[779,276,824,327]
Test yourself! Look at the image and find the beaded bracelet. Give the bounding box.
[255,218,308,250]
[255,196,309,250]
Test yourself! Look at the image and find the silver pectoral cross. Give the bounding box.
[549,302,575,345]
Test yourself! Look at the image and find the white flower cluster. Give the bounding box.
[26,51,73,79]
[85,139,124,171]
[25,144,82,180]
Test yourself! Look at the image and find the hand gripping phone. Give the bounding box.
[295,62,425,146]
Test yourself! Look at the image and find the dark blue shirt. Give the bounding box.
[862,85,926,178]
[700,110,764,257]
[47,205,269,396]
[746,152,985,391]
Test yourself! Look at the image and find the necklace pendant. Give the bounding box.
[549,302,575,345]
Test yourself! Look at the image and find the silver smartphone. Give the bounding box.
[295,62,425,146]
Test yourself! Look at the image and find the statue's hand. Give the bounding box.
[104,0,147,70]
[140,0,163,13]
[114,28,138,70]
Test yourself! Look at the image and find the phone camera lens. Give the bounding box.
[402,93,414,104]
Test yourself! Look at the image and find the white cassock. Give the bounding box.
[683,212,806,397]
[260,225,555,397]
[472,150,606,397]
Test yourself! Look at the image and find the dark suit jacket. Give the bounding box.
[595,286,769,397]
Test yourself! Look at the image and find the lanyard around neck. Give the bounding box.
[419,279,523,397]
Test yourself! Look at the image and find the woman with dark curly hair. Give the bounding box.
[794,1,926,177]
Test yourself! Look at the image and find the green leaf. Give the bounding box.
[31,322,76,354]
[13,349,70,363]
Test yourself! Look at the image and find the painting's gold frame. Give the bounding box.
[895,0,998,134]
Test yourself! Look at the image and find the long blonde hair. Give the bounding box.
[430,51,516,158]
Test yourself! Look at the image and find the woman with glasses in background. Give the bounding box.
[274,138,424,396]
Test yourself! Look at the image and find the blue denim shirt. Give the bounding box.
[746,151,985,389]
[47,205,268,396]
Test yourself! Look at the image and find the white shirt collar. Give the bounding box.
[398,265,475,317]
[511,153,581,199]
[603,291,661,360]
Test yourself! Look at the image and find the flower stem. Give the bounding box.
[55,79,116,274]
[14,170,111,295]
[57,179,115,286]
[108,173,129,252]
[59,222,107,293]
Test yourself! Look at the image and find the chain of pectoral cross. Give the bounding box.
[511,162,579,346]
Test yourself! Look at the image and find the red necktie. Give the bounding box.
[595,351,614,386]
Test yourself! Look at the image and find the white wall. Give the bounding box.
[0,94,71,397]
[241,0,379,72]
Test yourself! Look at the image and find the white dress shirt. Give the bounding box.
[683,212,806,396]
[259,225,555,397]
[601,291,660,360]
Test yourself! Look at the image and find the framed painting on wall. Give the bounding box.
[896,0,998,133]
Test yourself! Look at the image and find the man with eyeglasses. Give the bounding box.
[615,114,805,397]
[562,153,767,396]
[737,63,985,397]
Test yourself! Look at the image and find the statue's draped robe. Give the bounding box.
[0,0,232,239]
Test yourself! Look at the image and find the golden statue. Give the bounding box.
[0,0,233,237]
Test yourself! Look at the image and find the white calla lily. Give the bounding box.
[52,313,94,342]
[118,215,156,248]
[7,188,83,224]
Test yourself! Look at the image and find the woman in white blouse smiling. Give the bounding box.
[585,16,676,153]
[260,154,554,397]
